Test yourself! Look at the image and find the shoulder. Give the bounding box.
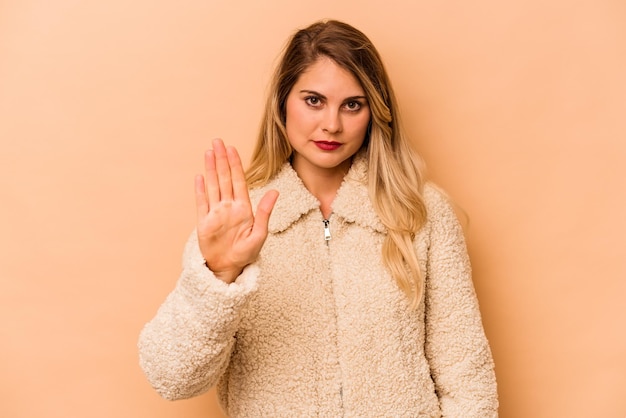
[421,183,465,239]
[422,182,454,219]
[422,183,452,215]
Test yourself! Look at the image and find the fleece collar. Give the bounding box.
[252,151,386,234]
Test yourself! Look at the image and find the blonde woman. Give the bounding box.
[139,20,498,417]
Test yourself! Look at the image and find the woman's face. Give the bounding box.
[285,57,371,179]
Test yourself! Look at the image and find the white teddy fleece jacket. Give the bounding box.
[138,153,498,417]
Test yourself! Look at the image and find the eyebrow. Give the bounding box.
[299,90,368,101]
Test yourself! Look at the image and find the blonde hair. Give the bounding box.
[246,20,428,307]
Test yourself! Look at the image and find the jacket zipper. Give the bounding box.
[324,216,342,411]
[323,219,331,243]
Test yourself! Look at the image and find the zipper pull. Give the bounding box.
[323,219,331,241]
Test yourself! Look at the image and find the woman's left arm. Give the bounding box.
[423,187,499,417]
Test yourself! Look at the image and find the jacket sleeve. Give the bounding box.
[138,232,258,400]
[423,188,499,417]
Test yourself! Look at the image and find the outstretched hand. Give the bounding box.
[195,139,279,284]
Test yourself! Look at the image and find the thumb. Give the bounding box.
[252,190,279,236]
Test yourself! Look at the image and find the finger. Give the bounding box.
[204,149,220,207]
[227,146,251,204]
[251,190,279,239]
[194,175,209,217]
[213,138,233,201]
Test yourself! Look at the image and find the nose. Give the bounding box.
[321,108,343,134]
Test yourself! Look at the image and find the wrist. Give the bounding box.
[204,261,242,284]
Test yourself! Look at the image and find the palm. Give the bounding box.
[195,139,278,283]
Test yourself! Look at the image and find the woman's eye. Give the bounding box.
[344,101,361,111]
[305,96,321,106]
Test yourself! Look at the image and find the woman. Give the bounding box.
[139,20,498,417]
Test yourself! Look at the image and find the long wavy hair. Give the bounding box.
[246,20,428,308]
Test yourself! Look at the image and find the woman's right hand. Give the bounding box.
[194,138,279,284]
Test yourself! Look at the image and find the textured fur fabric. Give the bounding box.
[138,153,498,417]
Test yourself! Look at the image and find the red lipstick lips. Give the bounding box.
[314,141,342,151]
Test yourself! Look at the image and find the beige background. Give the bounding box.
[1,0,625,417]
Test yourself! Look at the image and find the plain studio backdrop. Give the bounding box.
[1,0,625,417]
